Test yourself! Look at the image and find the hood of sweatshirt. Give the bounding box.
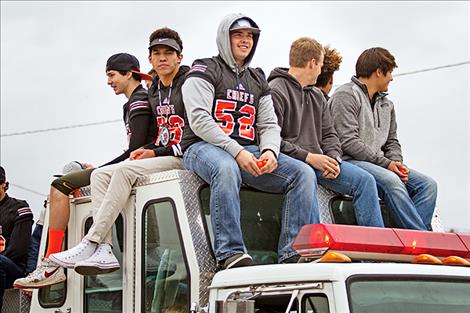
[267,67,302,89]
[216,13,260,73]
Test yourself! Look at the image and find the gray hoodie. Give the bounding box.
[181,13,281,158]
[268,67,341,162]
[329,76,402,167]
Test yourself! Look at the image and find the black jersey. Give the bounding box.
[0,194,33,269]
[181,56,270,152]
[102,85,155,166]
[145,65,189,157]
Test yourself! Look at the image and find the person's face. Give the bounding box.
[106,70,130,95]
[0,181,7,200]
[230,29,254,66]
[148,46,182,79]
[311,52,324,84]
[377,69,394,92]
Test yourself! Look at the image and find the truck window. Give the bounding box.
[254,294,298,312]
[142,200,189,313]
[84,215,124,313]
[302,294,329,313]
[348,278,470,313]
[330,196,397,227]
[200,187,283,264]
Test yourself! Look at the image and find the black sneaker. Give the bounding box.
[222,253,254,269]
[280,254,301,264]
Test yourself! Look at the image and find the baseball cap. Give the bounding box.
[0,166,5,182]
[230,18,260,34]
[53,161,86,178]
[106,53,153,81]
[148,38,181,53]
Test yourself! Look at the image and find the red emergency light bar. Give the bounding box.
[457,233,470,258]
[292,224,470,261]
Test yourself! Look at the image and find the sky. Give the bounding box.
[1,1,469,232]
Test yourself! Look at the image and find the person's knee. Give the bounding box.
[90,167,108,185]
[50,185,69,201]
[424,176,438,195]
[51,179,73,196]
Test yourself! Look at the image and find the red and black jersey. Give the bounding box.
[181,56,270,152]
[145,66,189,157]
[0,194,33,269]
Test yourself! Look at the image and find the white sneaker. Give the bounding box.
[74,243,120,276]
[49,238,97,268]
[13,257,66,289]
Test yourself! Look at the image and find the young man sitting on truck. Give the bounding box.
[268,37,385,228]
[314,45,342,101]
[14,53,155,289]
[181,13,317,268]
[329,47,438,230]
[45,28,189,276]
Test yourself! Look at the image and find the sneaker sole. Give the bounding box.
[13,276,66,289]
[74,264,120,276]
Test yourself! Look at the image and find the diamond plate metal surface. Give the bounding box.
[179,171,216,306]
[177,171,217,307]
[2,289,30,313]
[317,186,337,224]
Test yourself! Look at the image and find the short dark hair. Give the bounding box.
[315,45,342,88]
[355,47,397,78]
[149,27,183,55]
[118,70,142,82]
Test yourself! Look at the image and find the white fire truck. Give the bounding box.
[4,170,470,313]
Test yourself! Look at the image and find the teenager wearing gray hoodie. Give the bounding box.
[181,13,317,268]
[268,37,385,228]
[330,47,437,230]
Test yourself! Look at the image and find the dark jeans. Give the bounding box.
[25,223,43,275]
[0,255,25,311]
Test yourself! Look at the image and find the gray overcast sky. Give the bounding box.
[1,1,469,232]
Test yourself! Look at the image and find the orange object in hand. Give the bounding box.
[399,168,408,175]
[256,159,267,169]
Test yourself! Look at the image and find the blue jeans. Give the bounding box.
[313,161,384,227]
[184,142,318,262]
[25,223,43,275]
[348,160,437,230]
[0,255,25,311]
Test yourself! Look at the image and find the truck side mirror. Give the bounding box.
[215,299,255,313]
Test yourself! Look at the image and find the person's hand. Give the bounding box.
[387,160,409,182]
[258,150,278,174]
[130,148,155,160]
[306,153,340,179]
[235,149,262,177]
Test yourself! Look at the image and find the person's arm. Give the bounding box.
[182,76,244,158]
[256,94,281,157]
[330,90,391,167]
[102,112,152,166]
[382,105,403,162]
[271,88,308,161]
[3,204,33,264]
[320,97,342,159]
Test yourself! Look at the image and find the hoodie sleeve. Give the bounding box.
[330,90,391,167]
[319,96,342,159]
[3,203,33,264]
[182,76,245,158]
[271,88,309,161]
[382,105,403,162]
